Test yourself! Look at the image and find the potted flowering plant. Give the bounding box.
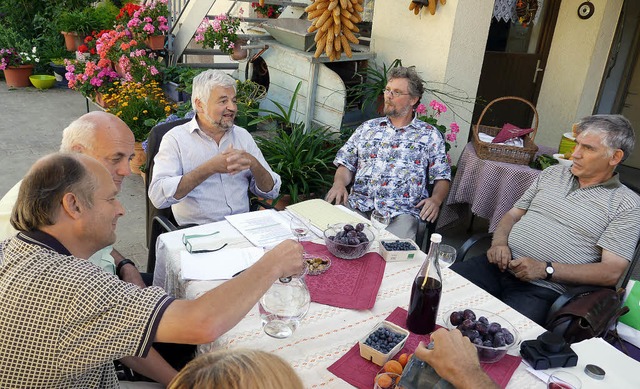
[251,2,283,18]
[64,58,119,102]
[96,27,162,83]
[102,80,177,174]
[195,14,243,57]
[416,99,460,165]
[126,0,170,50]
[1,47,40,87]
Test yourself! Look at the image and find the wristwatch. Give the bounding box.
[116,259,136,278]
[545,262,554,280]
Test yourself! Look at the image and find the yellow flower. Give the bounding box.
[143,110,148,114]
[133,117,138,121]
[122,102,129,107]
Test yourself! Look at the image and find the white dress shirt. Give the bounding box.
[148,117,281,226]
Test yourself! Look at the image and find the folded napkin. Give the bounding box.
[328,307,521,389]
[302,241,385,310]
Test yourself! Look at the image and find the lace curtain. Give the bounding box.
[493,0,544,25]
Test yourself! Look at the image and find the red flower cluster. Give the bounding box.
[78,30,110,55]
[117,2,142,21]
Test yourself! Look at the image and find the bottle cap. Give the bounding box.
[584,364,605,380]
[430,233,442,243]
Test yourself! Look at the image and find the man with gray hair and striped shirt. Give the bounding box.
[451,114,640,326]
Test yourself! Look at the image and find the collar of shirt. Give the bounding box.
[379,116,423,132]
[17,230,71,256]
[569,170,622,191]
[189,115,236,144]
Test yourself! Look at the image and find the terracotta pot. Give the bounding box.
[114,62,127,78]
[130,141,147,175]
[230,39,248,61]
[61,31,84,51]
[145,35,165,51]
[94,91,113,108]
[3,65,34,88]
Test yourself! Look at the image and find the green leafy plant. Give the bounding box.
[234,79,267,131]
[57,8,99,35]
[249,81,304,133]
[351,58,403,113]
[255,124,341,205]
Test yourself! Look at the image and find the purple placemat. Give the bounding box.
[328,307,522,389]
[302,242,386,310]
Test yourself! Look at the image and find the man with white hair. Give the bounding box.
[149,69,280,226]
[0,111,145,287]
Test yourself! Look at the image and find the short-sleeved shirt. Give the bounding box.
[509,165,640,293]
[334,116,451,218]
[0,231,174,388]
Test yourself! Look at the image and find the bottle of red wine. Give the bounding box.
[406,233,443,334]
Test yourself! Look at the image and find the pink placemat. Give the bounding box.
[327,307,522,389]
[302,241,386,310]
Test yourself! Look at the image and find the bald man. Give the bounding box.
[0,111,146,287]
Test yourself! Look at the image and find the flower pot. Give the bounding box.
[3,65,34,88]
[130,141,147,175]
[230,39,248,61]
[61,31,84,52]
[145,35,165,51]
[94,92,111,108]
[114,62,127,78]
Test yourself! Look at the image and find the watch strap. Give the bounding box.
[116,259,136,278]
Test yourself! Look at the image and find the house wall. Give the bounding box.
[535,0,624,149]
[370,0,494,163]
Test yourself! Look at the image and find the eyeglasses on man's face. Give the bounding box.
[383,88,411,98]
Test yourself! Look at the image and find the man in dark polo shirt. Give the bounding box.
[0,153,304,388]
[451,114,640,325]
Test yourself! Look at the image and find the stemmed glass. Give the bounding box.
[290,217,310,242]
[437,244,457,269]
[370,209,391,234]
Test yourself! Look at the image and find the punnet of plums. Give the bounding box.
[326,223,370,245]
[449,309,515,348]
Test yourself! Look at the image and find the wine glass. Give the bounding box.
[437,244,457,269]
[547,371,581,389]
[370,209,391,233]
[290,217,309,242]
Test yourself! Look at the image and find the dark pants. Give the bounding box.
[450,255,561,326]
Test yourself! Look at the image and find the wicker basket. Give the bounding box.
[472,96,539,165]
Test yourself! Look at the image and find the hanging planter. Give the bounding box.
[3,65,34,88]
[230,39,249,61]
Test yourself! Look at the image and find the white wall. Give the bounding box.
[534,0,623,148]
[370,0,494,162]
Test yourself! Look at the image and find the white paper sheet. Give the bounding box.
[180,247,264,280]
[524,337,640,388]
[225,209,295,248]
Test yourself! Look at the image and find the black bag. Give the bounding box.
[545,286,629,344]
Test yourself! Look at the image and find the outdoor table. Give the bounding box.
[437,142,556,233]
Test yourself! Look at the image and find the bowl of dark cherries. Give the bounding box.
[443,308,520,363]
[323,222,374,260]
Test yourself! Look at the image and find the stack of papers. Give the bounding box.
[286,199,366,231]
[181,247,264,280]
[225,209,294,248]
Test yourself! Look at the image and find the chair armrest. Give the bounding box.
[457,232,493,262]
[153,215,177,232]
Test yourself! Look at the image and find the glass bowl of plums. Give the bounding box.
[323,222,374,260]
[443,308,520,363]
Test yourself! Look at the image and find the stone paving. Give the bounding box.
[0,83,149,269]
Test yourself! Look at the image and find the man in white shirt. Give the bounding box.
[0,111,146,288]
[149,70,280,226]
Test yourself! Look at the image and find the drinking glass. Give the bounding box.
[258,276,311,339]
[547,371,582,389]
[290,217,310,242]
[371,209,391,233]
[437,244,457,269]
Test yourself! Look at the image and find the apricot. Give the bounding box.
[383,359,403,375]
[375,373,393,389]
[397,353,409,367]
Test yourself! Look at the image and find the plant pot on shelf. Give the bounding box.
[145,35,165,51]
[61,31,84,51]
[94,92,111,108]
[3,65,34,88]
[230,39,248,61]
[130,141,147,175]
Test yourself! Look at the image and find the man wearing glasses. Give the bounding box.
[326,67,451,240]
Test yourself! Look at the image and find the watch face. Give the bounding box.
[546,266,554,274]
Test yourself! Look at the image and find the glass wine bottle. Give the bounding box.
[406,233,443,334]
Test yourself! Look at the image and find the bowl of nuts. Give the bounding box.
[323,222,374,260]
[443,308,520,363]
[304,254,331,275]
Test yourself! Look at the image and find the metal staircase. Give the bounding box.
[167,0,308,68]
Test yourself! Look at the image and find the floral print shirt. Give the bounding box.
[334,116,451,218]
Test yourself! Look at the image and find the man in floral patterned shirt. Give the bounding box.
[326,67,451,239]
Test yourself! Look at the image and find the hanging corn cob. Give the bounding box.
[408,0,445,16]
[305,0,363,61]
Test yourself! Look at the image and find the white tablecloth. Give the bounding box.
[153,218,636,388]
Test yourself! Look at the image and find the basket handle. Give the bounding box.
[474,96,539,142]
